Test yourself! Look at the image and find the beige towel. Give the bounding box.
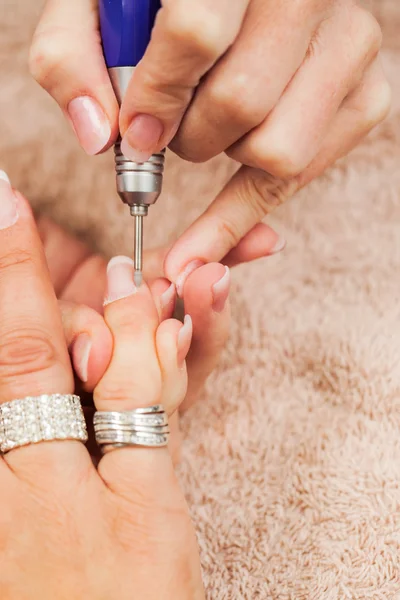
[1,1,400,597]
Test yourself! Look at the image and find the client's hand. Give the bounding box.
[38,210,275,460]
[0,174,204,598]
[37,216,237,461]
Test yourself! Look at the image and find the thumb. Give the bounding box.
[119,0,248,162]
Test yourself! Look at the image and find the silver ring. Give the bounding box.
[93,405,169,452]
[0,394,88,453]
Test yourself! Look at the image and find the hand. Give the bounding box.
[0,174,204,599]
[37,215,237,461]
[37,214,282,411]
[29,0,391,286]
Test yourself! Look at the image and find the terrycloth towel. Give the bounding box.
[1,1,400,597]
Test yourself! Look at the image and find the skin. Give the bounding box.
[37,217,229,462]
[29,0,391,288]
[0,183,205,599]
[37,215,284,462]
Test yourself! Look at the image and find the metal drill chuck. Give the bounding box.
[114,144,165,212]
[109,66,165,212]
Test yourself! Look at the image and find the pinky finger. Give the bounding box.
[156,316,192,415]
[297,57,392,188]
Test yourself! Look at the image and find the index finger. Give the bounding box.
[0,174,91,477]
[29,0,118,155]
[119,0,249,161]
[164,165,296,283]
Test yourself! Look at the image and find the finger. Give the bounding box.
[95,257,162,413]
[164,60,390,283]
[228,6,383,179]
[59,300,113,391]
[164,164,297,284]
[119,0,249,162]
[161,221,283,294]
[181,263,231,411]
[93,254,202,588]
[148,279,177,322]
[29,0,118,155]
[145,221,283,286]
[170,0,313,162]
[94,256,177,498]
[156,316,191,414]
[222,222,285,268]
[296,57,392,189]
[0,174,91,475]
[63,255,175,318]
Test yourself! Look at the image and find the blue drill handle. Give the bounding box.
[99,0,161,69]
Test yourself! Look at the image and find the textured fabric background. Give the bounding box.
[1,2,400,597]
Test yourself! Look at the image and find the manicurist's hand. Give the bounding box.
[29,0,391,286]
[0,173,204,599]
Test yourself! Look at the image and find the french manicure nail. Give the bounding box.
[160,282,176,310]
[0,170,19,230]
[68,96,111,156]
[175,259,204,297]
[104,256,137,305]
[212,266,230,313]
[121,114,164,162]
[177,315,193,367]
[72,333,92,383]
[270,235,286,255]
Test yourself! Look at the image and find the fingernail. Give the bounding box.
[71,333,92,383]
[68,96,111,156]
[175,260,204,297]
[177,315,193,368]
[104,256,137,305]
[0,170,19,230]
[212,266,230,313]
[270,235,286,255]
[121,114,164,163]
[160,282,176,310]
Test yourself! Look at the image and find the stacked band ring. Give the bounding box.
[93,405,169,452]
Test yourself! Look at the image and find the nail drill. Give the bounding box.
[99,0,163,286]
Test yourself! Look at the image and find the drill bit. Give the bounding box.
[133,212,143,287]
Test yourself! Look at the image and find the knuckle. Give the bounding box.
[163,3,228,59]
[208,74,266,127]
[29,30,66,87]
[95,376,161,409]
[239,168,297,217]
[168,139,200,163]
[214,215,243,251]
[0,248,33,272]
[0,328,58,380]
[256,141,308,180]
[361,79,392,127]
[108,307,148,334]
[352,7,382,58]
